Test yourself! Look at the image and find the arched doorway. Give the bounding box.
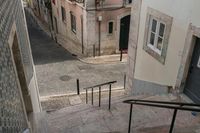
[119,15,131,50]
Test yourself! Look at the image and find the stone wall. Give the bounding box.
[0,0,35,132]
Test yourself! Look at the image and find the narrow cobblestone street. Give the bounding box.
[26,11,126,97]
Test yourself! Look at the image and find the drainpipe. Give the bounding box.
[97,16,102,56]
[36,0,41,16]
[81,15,84,54]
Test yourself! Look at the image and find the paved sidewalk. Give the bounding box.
[79,54,127,64]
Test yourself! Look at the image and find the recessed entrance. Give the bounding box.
[184,37,200,103]
[119,15,131,50]
[12,34,33,113]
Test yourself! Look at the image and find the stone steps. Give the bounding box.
[38,94,200,133]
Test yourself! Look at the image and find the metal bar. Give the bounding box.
[128,104,133,133]
[124,74,126,89]
[99,86,101,107]
[123,99,200,107]
[98,21,101,56]
[83,81,117,90]
[169,109,178,133]
[123,101,200,112]
[81,15,84,54]
[86,89,88,104]
[92,88,94,105]
[77,79,80,95]
[109,84,111,110]
[120,50,123,61]
[93,45,96,57]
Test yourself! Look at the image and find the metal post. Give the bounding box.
[99,86,101,107]
[92,88,94,105]
[169,109,178,133]
[93,45,96,57]
[109,84,112,110]
[124,74,126,89]
[120,50,123,61]
[128,104,133,133]
[77,79,80,95]
[98,21,101,56]
[81,15,84,54]
[86,89,88,104]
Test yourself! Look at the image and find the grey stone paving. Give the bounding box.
[26,12,126,97]
[46,94,200,133]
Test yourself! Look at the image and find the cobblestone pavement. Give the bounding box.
[26,11,126,97]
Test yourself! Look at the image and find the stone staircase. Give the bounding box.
[33,94,200,133]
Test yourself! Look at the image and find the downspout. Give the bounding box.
[98,20,101,56]
[36,0,41,16]
[81,15,84,54]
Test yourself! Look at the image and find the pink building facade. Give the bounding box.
[51,0,132,56]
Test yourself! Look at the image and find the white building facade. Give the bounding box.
[127,0,200,103]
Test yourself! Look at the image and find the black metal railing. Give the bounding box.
[83,81,117,110]
[123,99,200,133]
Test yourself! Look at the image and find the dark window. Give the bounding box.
[70,13,76,33]
[108,21,113,34]
[61,6,66,22]
[128,0,132,4]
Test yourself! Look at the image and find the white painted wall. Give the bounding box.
[134,0,200,87]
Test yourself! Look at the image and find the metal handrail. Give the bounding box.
[84,81,117,110]
[123,99,200,133]
[83,81,117,90]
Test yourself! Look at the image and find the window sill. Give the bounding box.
[71,29,76,34]
[147,44,162,55]
[143,44,165,65]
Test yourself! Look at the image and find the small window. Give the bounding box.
[128,0,132,4]
[108,21,113,34]
[147,18,165,55]
[143,7,173,64]
[70,13,76,33]
[61,6,66,22]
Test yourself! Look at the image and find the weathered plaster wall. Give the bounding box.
[52,0,84,51]
[86,8,131,56]
[127,0,200,93]
[52,0,131,56]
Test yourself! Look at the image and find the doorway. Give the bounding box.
[184,37,200,103]
[119,15,131,50]
[12,34,33,113]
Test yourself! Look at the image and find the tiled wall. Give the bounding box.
[0,0,34,132]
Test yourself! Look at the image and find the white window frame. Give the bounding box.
[147,17,166,55]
